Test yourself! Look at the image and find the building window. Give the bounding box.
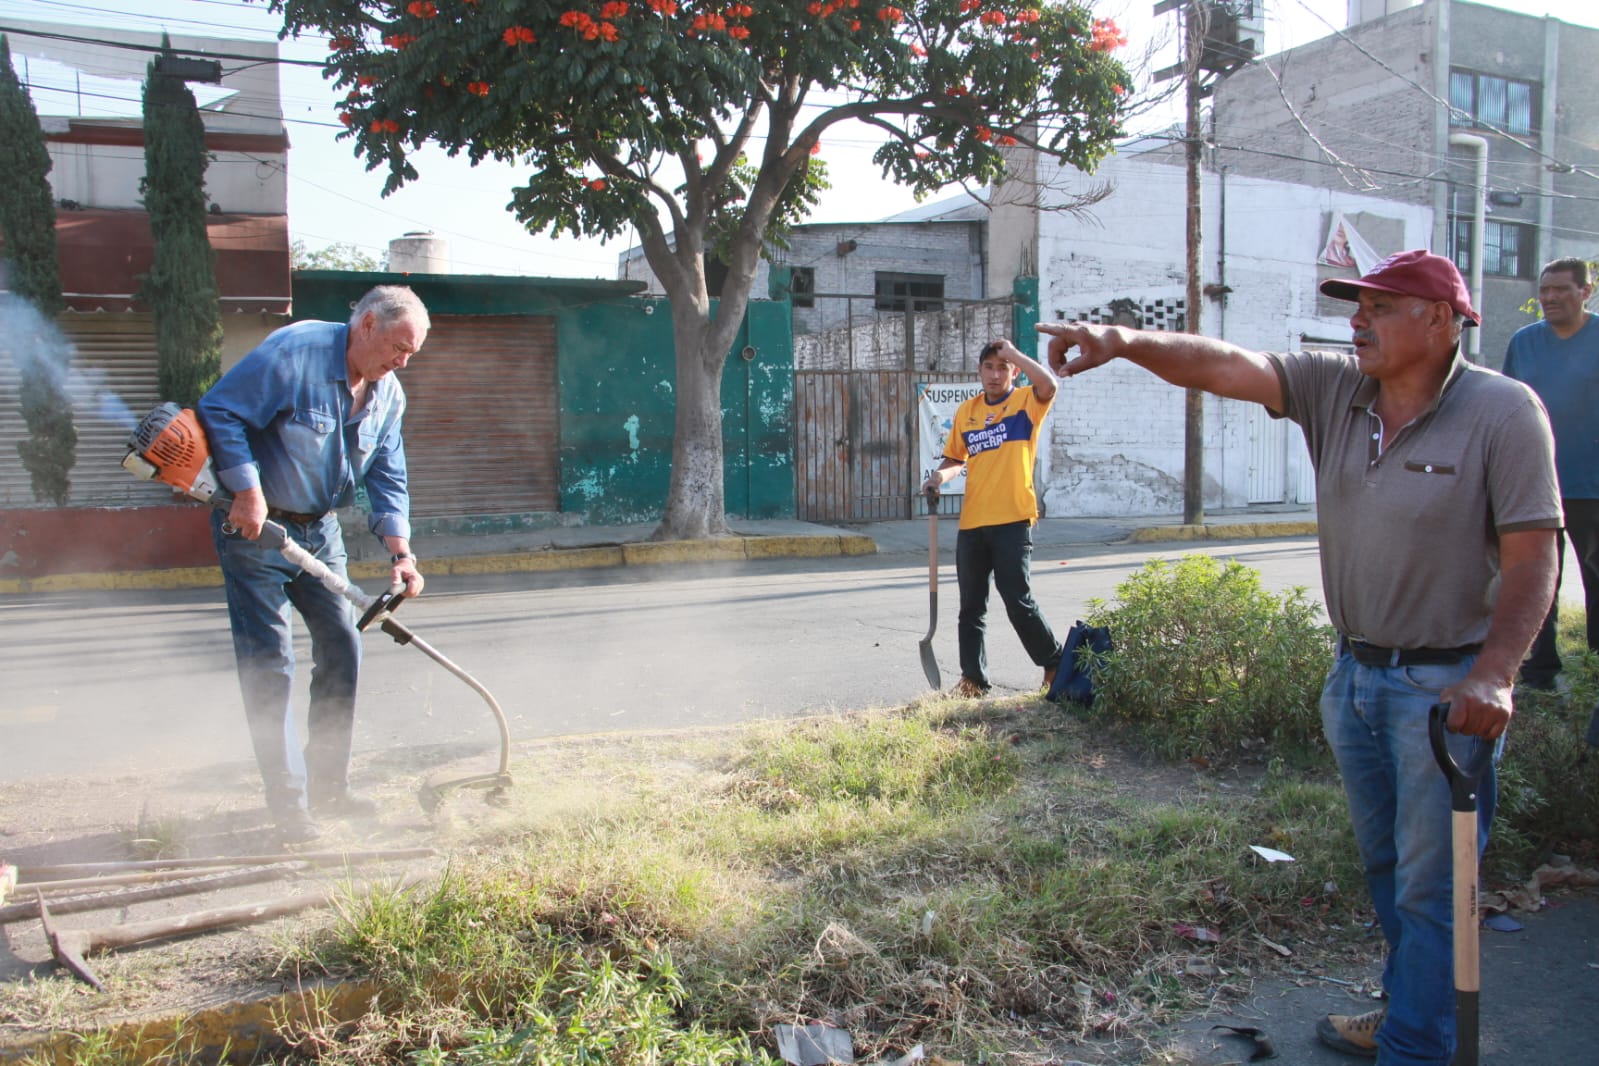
[1449,69,1536,135]
[789,266,816,308]
[1449,217,1535,279]
[874,271,944,312]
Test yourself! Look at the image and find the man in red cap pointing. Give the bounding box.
[1037,250,1560,1064]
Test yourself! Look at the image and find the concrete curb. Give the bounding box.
[0,533,880,595]
[1125,520,1319,544]
[0,978,382,1064]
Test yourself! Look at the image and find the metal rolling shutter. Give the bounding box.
[398,315,559,519]
[0,314,170,509]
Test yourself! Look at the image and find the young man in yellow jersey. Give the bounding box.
[922,339,1063,697]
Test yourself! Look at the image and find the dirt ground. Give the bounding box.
[5,715,1587,1065]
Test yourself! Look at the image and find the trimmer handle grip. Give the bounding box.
[1428,703,1494,812]
[358,582,410,633]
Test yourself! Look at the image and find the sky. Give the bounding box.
[0,0,1595,279]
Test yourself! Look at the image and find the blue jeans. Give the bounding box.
[212,511,361,816]
[955,521,1061,688]
[1321,650,1498,1066]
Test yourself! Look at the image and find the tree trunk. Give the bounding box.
[654,307,737,540]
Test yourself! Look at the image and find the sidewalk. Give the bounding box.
[0,505,1319,595]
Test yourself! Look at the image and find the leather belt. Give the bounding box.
[1339,636,1482,667]
[267,508,331,526]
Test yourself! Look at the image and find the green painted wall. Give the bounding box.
[557,297,794,523]
[292,272,796,527]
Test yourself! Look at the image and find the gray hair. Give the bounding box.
[350,285,430,332]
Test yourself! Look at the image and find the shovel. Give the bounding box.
[1428,703,1494,1066]
[918,488,941,689]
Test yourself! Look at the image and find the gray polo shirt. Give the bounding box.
[1268,349,1560,649]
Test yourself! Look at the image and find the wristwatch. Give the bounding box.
[391,552,416,565]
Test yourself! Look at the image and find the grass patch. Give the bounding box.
[250,703,1371,1065]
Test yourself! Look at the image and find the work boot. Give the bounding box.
[309,789,379,819]
[951,676,989,699]
[275,807,323,846]
[1315,1007,1383,1058]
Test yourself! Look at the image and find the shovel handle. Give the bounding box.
[1428,702,1486,1066]
[1428,703,1493,812]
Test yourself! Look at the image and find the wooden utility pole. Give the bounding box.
[1182,1,1205,525]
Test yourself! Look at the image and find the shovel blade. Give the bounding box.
[918,639,940,690]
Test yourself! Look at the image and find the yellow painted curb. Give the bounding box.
[0,535,871,595]
[744,534,839,559]
[622,538,748,565]
[839,534,877,556]
[0,978,383,1065]
[1126,520,1318,544]
[0,565,223,594]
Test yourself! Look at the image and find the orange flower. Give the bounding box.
[330,35,356,50]
[810,141,822,155]
[979,10,1006,25]
[339,111,354,126]
[382,32,416,49]
[849,18,860,30]
[876,6,902,23]
[647,0,678,12]
[729,25,750,38]
[910,42,926,56]
[589,178,607,190]
[999,134,1017,146]
[358,74,376,86]
[597,20,619,39]
[468,81,491,96]
[958,0,979,12]
[807,1,823,13]
[503,24,537,44]
[975,126,992,142]
[406,0,438,17]
[1089,17,1127,53]
[601,1,630,17]
[1112,83,1126,94]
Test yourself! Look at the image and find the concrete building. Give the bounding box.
[1022,146,1430,517]
[1209,0,1599,366]
[617,196,990,336]
[0,17,291,516]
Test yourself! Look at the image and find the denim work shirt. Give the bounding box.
[197,320,412,540]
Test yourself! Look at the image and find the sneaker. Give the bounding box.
[951,676,989,699]
[1042,664,1059,691]
[1315,1008,1383,1058]
[275,808,324,845]
[309,790,380,819]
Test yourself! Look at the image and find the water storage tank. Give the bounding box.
[387,231,449,273]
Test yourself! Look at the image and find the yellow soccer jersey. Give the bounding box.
[943,384,1053,530]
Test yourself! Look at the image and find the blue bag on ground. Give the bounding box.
[1047,620,1112,707]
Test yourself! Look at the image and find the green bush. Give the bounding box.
[1081,555,1335,762]
[1491,650,1599,871]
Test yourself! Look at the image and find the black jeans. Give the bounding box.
[1522,498,1599,685]
[955,520,1061,688]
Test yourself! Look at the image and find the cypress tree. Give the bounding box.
[0,34,77,505]
[140,37,223,406]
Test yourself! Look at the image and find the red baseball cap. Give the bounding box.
[1319,249,1481,326]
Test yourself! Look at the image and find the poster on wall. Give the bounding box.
[916,381,982,495]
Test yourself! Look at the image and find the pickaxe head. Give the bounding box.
[36,892,105,992]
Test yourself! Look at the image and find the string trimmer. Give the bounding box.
[122,402,512,813]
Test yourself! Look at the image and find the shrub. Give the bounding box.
[1081,554,1334,762]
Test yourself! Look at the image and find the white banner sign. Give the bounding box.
[916,382,981,495]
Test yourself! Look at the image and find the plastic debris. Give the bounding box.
[775,1023,853,1065]
[1249,845,1295,863]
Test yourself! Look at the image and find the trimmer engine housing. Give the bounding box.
[122,402,221,503]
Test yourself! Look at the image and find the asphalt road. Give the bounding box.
[0,535,1326,785]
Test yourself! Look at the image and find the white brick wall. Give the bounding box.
[1030,151,1432,517]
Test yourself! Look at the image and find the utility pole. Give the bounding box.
[1154,0,1260,526]
[1181,2,1205,525]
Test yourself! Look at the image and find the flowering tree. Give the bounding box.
[273,0,1129,539]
